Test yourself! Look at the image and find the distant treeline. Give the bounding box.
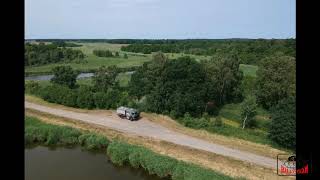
[25,43,85,66]
[121,39,296,65]
[93,49,118,57]
[51,41,83,47]
[29,38,294,44]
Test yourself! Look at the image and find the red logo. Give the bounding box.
[277,154,311,176]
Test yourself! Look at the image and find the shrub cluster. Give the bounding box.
[25,116,109,149]
[177,113,217,129]
[25,43,85,66]
[93,50,114,57]
[25,80,42,95]
[175,113,273,146]
[26,83,133,110]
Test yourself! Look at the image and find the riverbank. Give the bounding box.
[25,115,236,180]
[25,146,165,180]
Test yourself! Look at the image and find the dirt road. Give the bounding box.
[25,101,277,169]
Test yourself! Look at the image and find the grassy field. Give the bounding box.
[25,42,152,75]
[25,42,259,77]
[219,103,270,131]
[239,64,258,77]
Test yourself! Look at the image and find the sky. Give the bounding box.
[25,0,296,39]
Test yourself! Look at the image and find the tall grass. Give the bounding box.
[176,114,281,149]
[25,116,109,149]
[107,141,235,180]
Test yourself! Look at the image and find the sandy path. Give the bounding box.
[25,101,277,169]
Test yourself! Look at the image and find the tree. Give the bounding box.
[214,116,223,127]
[123,53,128,59]
[240,95,257,129]
[51,66,79,88]
[255,55,296,109]
[115,52,119,57]
[92,65,119,92]
[203,55,243,106]
[25,43,84,66]
[93,50,113,57]
[76,85,95,109]
[269,97,296,149]
[146,56,207,117]
[128,52,167,99]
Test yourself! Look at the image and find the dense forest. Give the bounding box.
[25,43,85,66]
[121,39,295,65]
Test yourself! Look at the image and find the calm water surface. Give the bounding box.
[25,146,165,180]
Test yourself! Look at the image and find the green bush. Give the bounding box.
[78,133,109,150]
[32,81,134,110]
[25,80,41,95]
[107,141,131,166]
[93,92,109,109]
[139,150,178,178]
[26,116,84,146]
[180,113,212,129]
[45,127,61,145]
[62,91,78,107]
[93,49,114,57]
[269,97,296,149]
[172,162,233,180]
[76,85,95,109]
[128,148,144,168]
[25,126,47,144]
[59,127,82,145]
[214,117,223,127]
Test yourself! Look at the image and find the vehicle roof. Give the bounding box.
[117,106,139,113]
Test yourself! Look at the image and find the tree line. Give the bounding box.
[129,53,244,117]
[25,43,85,66]
[26,65,132,110]
[51,41,83,47]
[93,49,121,57]
[121,39,295,65]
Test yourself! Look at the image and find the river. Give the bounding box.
[25,71,135,81]
[25,146,166,180]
